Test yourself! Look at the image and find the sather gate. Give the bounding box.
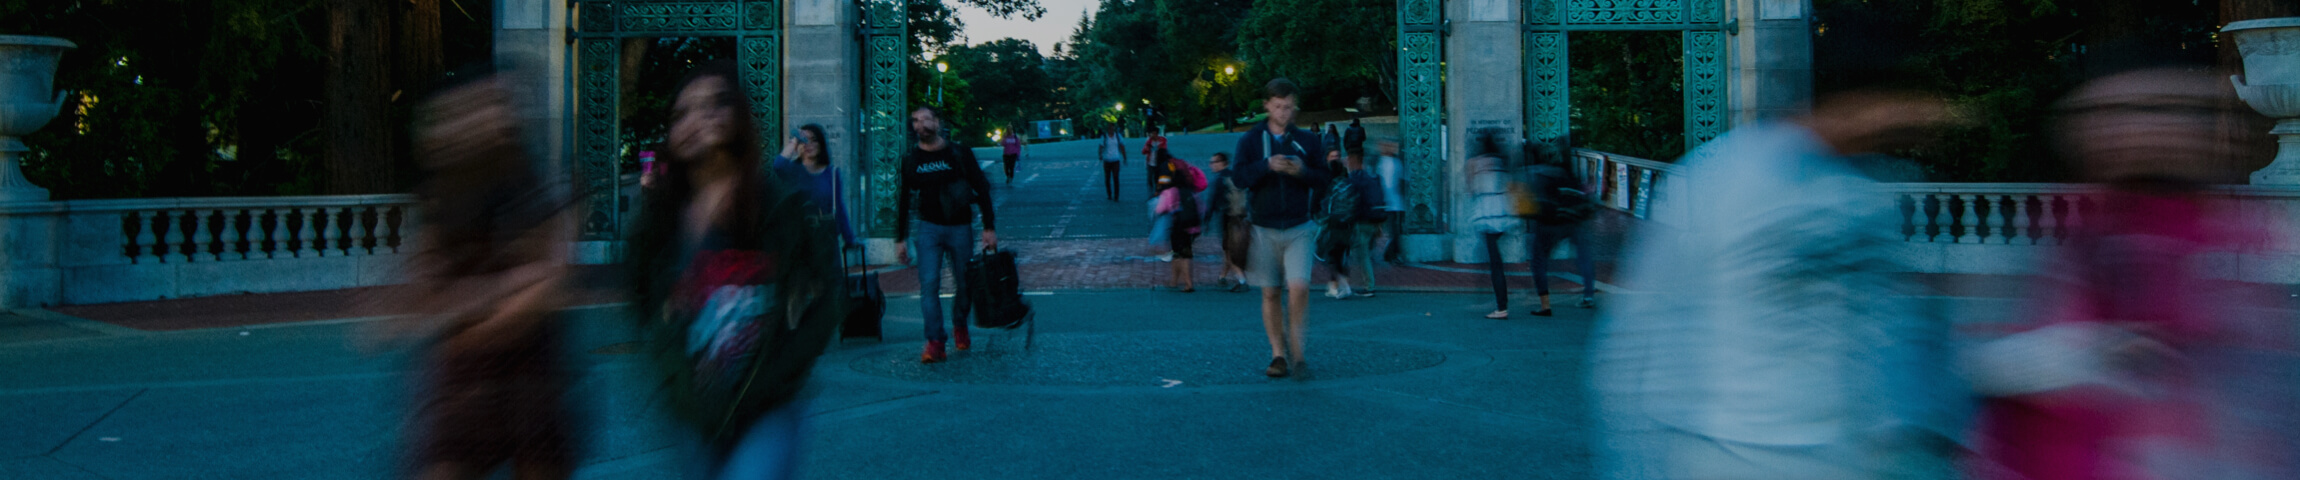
[568,0,784,242]
[1395,0,1739,237]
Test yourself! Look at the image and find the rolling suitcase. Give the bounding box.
[840,245,884,342]
[963,247,1034,348]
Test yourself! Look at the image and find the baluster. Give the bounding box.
[188,209,214,262]
[2048,195,2071,244]
[2006,195,2030,244]
[129,211,156,264]
[295,208,320,257]
[345,206,370,255]
[264,208,286,258]
[1956,194,1982,243]
[156,210,186,263]
[380,205,403,254]
[1921,194,1944,242]
[217,209,243,260]
[318,207,342,257]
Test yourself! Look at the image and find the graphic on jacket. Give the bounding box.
[670,249,781,389]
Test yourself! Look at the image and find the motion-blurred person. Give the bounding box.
[1143,129,1169,198]
[1207,153,1253,292]
[1152,148,1207,292]
[1524,137,1598,313]
[400,66,579,480]
[1233,78,1330,377]
[773,123,854,246]
[894,105,998,363]
[1589,7,1961,477]
[1464,135,1522,320]
[626,61,844,480]
[1963,64,2300,480]
[1374,139,1408,263]
[1341,148,1385,296]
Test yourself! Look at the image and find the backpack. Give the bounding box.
[1323,177,1361,225]
[1532,168,1596,225]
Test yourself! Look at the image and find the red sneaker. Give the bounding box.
[921,341,946,363]
[954,326,972,351]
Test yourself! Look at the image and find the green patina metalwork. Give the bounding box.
[569,0,782,241]
[1396,0,1445,234]
[859,0,907,237]
[1524,0,1730,156]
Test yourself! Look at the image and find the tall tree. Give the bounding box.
[325,0,394,194]
[1233,0,1395,112]
[948,38,1053,140]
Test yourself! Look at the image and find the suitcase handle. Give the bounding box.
[844,244,866,271]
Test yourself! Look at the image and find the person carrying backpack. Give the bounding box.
[1315,158,1364,300]
[1524,136,1598,314]
[1151,148,1207,292]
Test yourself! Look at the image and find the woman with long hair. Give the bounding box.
[400,68,580,480]
[1464,135,1522,319]
[626,61,843,480]
[773,123,854,245]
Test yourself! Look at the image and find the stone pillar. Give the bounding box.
[785,0,882,261]
[495,0,589,260]
[1433,0,1525,263]
[1729,0,1813,124]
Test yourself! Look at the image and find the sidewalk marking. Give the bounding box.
[47,388,145,455]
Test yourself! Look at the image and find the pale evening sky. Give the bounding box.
[953,0,1097,56]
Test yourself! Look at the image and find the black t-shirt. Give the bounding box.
[894,143,995,240]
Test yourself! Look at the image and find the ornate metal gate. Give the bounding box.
[1524,0,1730,153]
[570,0,782,241]
[857,0,908,237]
[1396,0,1446,233]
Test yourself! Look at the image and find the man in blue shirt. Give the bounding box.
[1230,78,1329,377]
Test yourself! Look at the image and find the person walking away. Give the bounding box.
[1965,65,2300,480]
[1142,130,1169,198]
[1206,153,1252,292]
[1315,153,1366,300]
[1588,11,1961,477]
[398,67,582,480]
[1322,125,1342,158]
[625,62,845,480]
[1373,139,1408,263]
[1152,148,1207,292]
[1463,137,1521,320]
[773,123,855,245]
[895,105,998,363]
[1232,78,1329,378]
[1523,136,1596,314]
[1098,130,1127,201]
[999,130,1024,184]
[1343,118,1367,156]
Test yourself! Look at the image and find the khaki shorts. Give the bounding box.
[1249,223,1319,288]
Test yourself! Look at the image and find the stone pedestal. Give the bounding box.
[2226,18,2300,186]
[1430,0,1523,263]
[785,0,872,261]
[1730,0,1813,124]
[495,0,589,260]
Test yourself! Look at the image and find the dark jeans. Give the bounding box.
[1101,161,1122,200]
[1482,232,1508,310]
[1529,223,1596,298]
[1001,153,1018,182]
[912,221,973,343]
[1381,211,1404,261]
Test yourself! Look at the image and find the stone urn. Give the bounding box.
[0,35,74,202]
[2228,18,2300,186]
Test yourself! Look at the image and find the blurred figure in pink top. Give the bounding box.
[1964,61,2300,480]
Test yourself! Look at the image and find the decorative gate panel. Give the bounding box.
[1397,0,1445,233]
[570,0,782,242]
[1524,0,1729,156]
[859,0,908,237]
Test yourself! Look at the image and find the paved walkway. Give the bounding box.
[0,134,2098,479]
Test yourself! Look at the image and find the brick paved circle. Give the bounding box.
[845,332,1448,387]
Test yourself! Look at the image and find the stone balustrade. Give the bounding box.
[0,195,418,307]
[1561,148,2300,282]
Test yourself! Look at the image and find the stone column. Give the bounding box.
[784,0,881,261]
[1729,0,1813,124]
[1435,0,1524,263]
[495,0,589,260]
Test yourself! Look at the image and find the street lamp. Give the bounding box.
[1224,65,1234,76]
[936,62,949,105]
